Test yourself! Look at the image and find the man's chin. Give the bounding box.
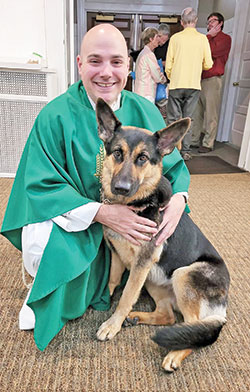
[94,92,117,106]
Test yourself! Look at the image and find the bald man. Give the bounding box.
[1,24,190,351]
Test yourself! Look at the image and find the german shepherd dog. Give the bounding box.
[95,98,230,372]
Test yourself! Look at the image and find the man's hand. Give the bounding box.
[208,22,223,37]
[94,204,158,246]
[154,193,186,246]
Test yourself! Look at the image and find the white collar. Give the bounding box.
[87,93,121,112]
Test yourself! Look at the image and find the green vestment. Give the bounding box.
[1,81,190,350]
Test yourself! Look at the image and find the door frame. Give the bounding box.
[217,0,250,149]
[238,101,250,170]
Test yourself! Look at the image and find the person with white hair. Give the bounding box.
[154,23,171,73]
[134,27,166,103]
[165,7,213,160]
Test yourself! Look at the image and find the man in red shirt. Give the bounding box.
[191,13,231,153]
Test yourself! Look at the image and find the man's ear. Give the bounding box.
[96,98,122,143]
[155,118,191,156]
[76,55,82,76]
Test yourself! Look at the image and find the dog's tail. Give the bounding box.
[151,315,226,351]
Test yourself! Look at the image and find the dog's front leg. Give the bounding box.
[108,251,125,297]
[96,263,152,341]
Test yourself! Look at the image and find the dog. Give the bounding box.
[95,98,230,372]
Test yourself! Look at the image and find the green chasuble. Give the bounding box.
[1,81,190,351]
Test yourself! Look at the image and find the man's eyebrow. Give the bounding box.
[87,54,125,59]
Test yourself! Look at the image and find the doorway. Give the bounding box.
[86,12,181,51]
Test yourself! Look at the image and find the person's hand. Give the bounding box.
[208,22,223,37]
[154,193,186,246]
[94,204,158,246]
[160,73,167,84]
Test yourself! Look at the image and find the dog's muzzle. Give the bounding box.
[112,180,133,196]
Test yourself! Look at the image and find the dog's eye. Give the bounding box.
[137,154,149,165]
[113,150,123,161]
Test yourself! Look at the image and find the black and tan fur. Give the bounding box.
[95,98,230,372]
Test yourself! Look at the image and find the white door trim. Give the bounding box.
[217,0,250,143]
[238,99,250,171]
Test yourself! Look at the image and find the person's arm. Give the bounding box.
[52,203,101,231]
[147,53,166,84]
[154,148,191,245]
[207,29,231,58]
[203,36,213,70]
[93,203,158,246]
[50,200,158,246]
[165,38,174,80]
[154,193,186,246]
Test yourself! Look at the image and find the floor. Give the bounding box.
[190,141,240,167]
[160,109,241,168]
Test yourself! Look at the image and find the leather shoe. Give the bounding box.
[198,146,212,153]
[182,152,192,161]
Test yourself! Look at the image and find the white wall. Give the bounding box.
[44,0,67,93]
[0,0,67,95]
[213,0,236,19]
[0,0,46,63]
[197,0,236,28]
[197,0,214,28]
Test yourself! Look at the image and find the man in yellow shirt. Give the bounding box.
[165,7,213,160]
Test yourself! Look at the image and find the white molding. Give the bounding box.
[238,98,250,171]
[217,0,250,142]
[0,62,56,73]
[0,95,48,102]
[0,173,15,178]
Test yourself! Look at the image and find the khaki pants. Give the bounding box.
[192,76,223,149]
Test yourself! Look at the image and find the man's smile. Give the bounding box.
[95,82,116,88]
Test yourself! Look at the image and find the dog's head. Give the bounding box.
[96,98,190,204]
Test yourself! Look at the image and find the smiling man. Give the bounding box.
[77,24,129,106]
[1,24,190,351]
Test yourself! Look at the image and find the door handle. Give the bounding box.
[233,82,239,86]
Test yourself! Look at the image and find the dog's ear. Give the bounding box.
[155,118,191,156]
[96,98,122,143]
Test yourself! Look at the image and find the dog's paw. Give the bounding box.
[162,353,179,373]
[162,349,192,373]
[96,316,123,341]
[124,316,139,327]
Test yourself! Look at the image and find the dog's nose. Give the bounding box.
[114,180,132,195]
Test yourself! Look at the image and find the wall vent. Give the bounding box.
[0,65,57,177]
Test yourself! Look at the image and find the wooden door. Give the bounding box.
[231,14,250,147]
[87,13,133,50]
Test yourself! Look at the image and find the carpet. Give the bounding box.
[0,174,250,392]
[185,155,245,175]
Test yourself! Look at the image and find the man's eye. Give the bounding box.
[89,59,100,64]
